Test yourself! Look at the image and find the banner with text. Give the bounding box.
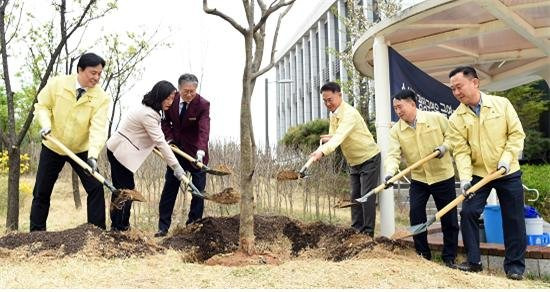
[388,47,459,121]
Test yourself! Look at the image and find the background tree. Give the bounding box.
[493,80,550,162]
[203,0,294,254]
[0,0,116,230]
[328,0,401,122]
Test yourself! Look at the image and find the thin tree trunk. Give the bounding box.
[71,169,82,209]
[5,147,20,230]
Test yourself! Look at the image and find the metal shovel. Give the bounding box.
[44,134,145,209]
[403,167,507,239]
[276,156,316,181]
[153,148,239,204]
[355,150,441,204]
[169,145,231,176]
[152,148,204,198]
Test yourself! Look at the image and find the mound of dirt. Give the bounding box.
[161,215,407,263]
[0,224,163,259]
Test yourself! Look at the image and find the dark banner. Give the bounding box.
[388,47,459,121]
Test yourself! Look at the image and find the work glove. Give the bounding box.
[434,145,446,159]
[196,150,205,164]
[384,173,394,188]
[39,127,51,139]
[172,164,186,181]
[497,160,510,175]
[87,157,98,174]
[460,180,472,196]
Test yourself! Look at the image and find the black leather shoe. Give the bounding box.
[506,273,523,281]
[456,261,482,272]
[444,259,457,269]
[154,230,168,237]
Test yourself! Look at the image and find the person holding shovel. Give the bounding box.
[156,73,210,237]
[448,66,526,280]
[385,89,459,268]
[310,82,380,237]
[106,81,187,232]
[31,53,110,231]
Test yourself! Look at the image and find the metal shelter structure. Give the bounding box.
[352,0,550,236]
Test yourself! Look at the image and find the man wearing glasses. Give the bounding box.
[156,73,211,237]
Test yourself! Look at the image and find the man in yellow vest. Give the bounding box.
[448,66,526,280]
[385,89,459,268]
[310,82,380,236]
[32,53,110,231]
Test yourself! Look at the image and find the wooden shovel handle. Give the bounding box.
[169,145,205,168]
[370,150,441,195]
[388,150,440,185]
[435,168,506,220]
[299,156,316,174]
[153,148,192,185]
[44,134,107,185]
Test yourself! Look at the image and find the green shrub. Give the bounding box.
[521,164,550,221]
[281,119,329,151]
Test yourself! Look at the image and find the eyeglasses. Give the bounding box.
[181,89,196,95]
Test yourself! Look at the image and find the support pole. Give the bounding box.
[373,35,395,237]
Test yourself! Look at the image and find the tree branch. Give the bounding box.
[204,0,247,35]
[253,0,295,33]
[251,2,293,79]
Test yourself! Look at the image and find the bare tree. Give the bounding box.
[0,0,115,230]
[203,0,294,254]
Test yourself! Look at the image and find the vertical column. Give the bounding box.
[326,10,335,81]
[302,37,311,122]
[373,35,394,237]
[318,20,328,119]
[309,29,319,120]
[284,54,292,134]
[290,50,296,127]
[276,64,281,142]
[296,45,304,125]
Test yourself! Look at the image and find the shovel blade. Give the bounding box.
[355,189,375,203]
[276,170,300,181]
[407,223,428,236]
[407,216,436,236]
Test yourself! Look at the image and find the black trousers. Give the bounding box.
[30,144,106,231]
[107,150,135,231]
[349,153,380,235]
[158,153,206,232]
[409,177,459,262]
[461,170,526,274]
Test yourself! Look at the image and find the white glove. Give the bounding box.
[39,127,51,139]
[460,180,472,195]
[497,161,510,175]
[196,150,205,164]
[434,145,446,159]
[172,164,186,181]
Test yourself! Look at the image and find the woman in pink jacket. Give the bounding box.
[106,80,186,231]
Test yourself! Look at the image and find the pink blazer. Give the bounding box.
[107,104,179,173]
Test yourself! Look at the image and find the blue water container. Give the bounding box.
[484,205,504,244]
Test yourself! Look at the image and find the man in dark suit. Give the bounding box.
[155,73,210,237]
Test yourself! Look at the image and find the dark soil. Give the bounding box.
[0,215,409,263]
[0,224,163,258]
[161,215,407,263]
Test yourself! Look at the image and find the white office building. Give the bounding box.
[274,0,379,141]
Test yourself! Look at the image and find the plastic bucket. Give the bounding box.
[525,217,543,235]
[483,205,504,244]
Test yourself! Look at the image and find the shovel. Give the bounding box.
[152,148,204,198]
[276,156,315,181]
[169,145,231,176]
[153,148,239,204]
[355,150,441,204]
[43,134,145,209]
[402,167,507,239]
